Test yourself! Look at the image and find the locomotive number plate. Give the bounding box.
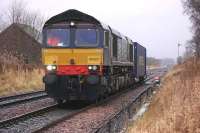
[88,56,101,64]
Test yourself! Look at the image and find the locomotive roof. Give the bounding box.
[44,9,103,27]
[44,9,133,43]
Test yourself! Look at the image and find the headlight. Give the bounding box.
[93,66,97,70]
[88,66,92,70]
[52,66,57,70]
[88,65,99,71]
[46,65,57,71]
[70,21,75,26]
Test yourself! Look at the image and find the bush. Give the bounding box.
[0,51,44,96]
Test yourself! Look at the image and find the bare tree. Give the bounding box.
[5,0,46,41]
[183,42,194,61]
[183,0,200,58]
[0,15,3,31]
[7,0,27,24]
[26,11,46,41]
[0,14,6,31]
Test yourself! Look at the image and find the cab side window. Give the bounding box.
[130,44,133,62]
[104,31,109,47]
[112,34,118,60]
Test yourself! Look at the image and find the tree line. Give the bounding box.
[0,0,46,41]
[183,0,200,58]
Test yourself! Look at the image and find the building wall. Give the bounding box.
[0,24,41,65]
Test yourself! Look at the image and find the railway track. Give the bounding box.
[34,72,160,133]
[0,89,110,132]
[0,101,89,132]
[0,70,164,133]
[0,91,48,108]
[34,71,164,133]
[0,103,58,127]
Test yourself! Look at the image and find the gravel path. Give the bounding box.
[42,86,147,133]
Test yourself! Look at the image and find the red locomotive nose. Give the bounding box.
[57,66,89,75]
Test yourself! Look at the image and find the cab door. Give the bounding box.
[103,30,111,66]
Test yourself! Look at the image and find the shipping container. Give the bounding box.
[134,42,146,80]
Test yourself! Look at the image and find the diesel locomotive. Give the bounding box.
[42,9,146,103]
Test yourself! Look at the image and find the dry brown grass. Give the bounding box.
[128,58,200,133]
[0,51,44,97]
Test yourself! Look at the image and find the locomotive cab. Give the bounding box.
[43,26,106,102]
[42,11,109,102]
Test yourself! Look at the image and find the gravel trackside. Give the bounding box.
[42,86,147,133]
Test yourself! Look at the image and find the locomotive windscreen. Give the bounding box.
[46,29,70,47]
[75,28,98,46]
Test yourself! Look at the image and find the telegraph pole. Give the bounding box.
[178,43,181,57]
[177,43,181,64]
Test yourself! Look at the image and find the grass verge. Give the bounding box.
[128,58,200,133]
[0,51,44,97]
[0,69,44,97]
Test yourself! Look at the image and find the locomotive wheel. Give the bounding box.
[95,94,105,103]
[57,99,64,104]
[57,99,66,108]
[103,92,109,99]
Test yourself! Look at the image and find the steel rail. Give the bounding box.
[0,91,48,108]
[0,103,58,128]
[0,90,45,101]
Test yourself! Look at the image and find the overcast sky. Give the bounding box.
[0,0,192,59]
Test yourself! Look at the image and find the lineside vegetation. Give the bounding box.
[128,58,200,133]
[0,51,44,96]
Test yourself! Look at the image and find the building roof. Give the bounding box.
[17,23,42,43]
